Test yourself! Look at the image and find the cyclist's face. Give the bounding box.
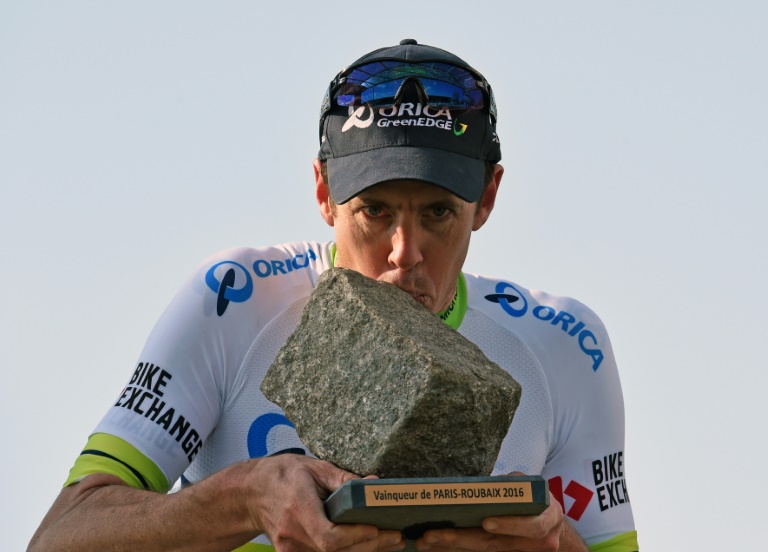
[316,163,501,314]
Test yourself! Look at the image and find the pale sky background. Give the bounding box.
[2,1,766,550]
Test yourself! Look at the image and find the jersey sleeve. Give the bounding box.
[66,247,267,491]
[533,294,638,550]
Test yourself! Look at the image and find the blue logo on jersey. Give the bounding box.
[252,249,317,279]
[485,282,526,317]
[247,413,304,458]
[486,281,604,372]
[205,261,253,316]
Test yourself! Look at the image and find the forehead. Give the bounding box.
[353,179,467,204]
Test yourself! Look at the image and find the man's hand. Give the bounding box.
[240,454,404,552]
[413,492,587,552]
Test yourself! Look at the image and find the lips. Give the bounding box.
[397,288,434,310]
[391,284,425,301]
[379,275,434,310]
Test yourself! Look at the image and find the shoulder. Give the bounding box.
[463,272,610,374]
[197,241,332,283]
[145,241,333,346]
[182,241,334,318]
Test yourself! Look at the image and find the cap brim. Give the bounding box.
[326,146,485,204]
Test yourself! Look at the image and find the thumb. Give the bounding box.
[310,459,362,495]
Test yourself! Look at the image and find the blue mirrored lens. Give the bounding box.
[335,62,484,110]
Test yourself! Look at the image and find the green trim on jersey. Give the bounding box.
[437,272,467,329]
[331,243,468,330]
[64,433,170,493]
[589,530,639,551]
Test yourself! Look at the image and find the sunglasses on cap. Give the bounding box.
[319,60,497,136]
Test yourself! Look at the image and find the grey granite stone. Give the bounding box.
[261,268,522,478]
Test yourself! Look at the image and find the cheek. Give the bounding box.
[431,228,471,273]
[335,218,390,271]
[342,217,383,249]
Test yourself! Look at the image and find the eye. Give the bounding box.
[431,206,450,218]
[362,205,384,217]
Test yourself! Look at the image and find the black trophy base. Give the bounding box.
[325,475,549,543]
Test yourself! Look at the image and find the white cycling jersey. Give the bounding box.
[69,241,638,551]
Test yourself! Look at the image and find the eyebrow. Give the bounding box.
[353,193,464,210]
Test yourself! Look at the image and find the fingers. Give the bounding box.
[305,464,404,552]
[414,499,564,552]
[273,512,403,552]
[482,498,563,541]
[416,527,559,552]
[416,527,505,552]
[247,455,404,552]
[336,529,405,552]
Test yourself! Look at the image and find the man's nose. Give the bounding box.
[388,221,424,271]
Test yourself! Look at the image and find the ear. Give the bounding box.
[314,158,335,227]
[472,163,503,231]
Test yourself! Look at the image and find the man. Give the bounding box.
[29,39,638,551]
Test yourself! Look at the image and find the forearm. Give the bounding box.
[30,455,397,552]
[29,464,260,552]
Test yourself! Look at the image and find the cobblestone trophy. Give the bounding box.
[261,268,548,543]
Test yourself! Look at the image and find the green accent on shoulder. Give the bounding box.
[588,530,639,552]
[438,273,467,330]
[231,544,274,552]
[64,433,170,493]
[330,243,337,267]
